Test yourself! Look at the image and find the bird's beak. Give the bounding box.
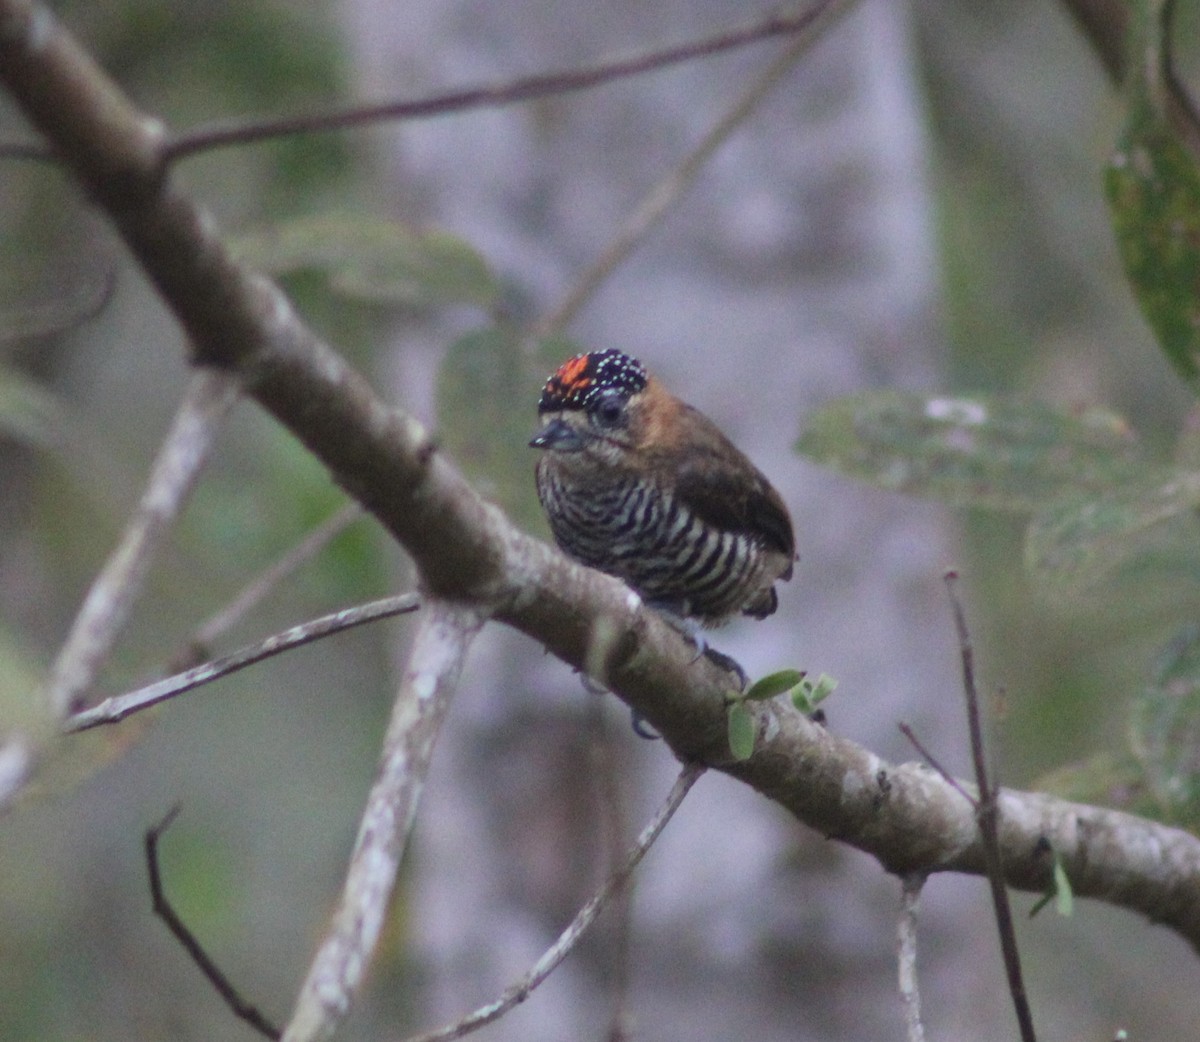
[530,416,585,452]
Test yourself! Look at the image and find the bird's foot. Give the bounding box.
[646,599,747,691]
[646,599,706,660]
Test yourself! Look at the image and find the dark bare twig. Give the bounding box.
[158,2,839,164]
[0,138,51,162]
[0,259,117,344]
[0,3,845,167]
[897,722,977,808]
[146,807,281,1040]
[533,0,848,337]
[944,572,1037,1042]
[64,593,419,732]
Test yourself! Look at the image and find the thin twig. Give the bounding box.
[0,259,117,344]
[534,0,849,338]
[63,593,419,733]
[897,873,926,1042]
[160,2,840,164]
[45,369,240,718]
[281,600,483,1042]
[898,721,977,808]
[944,572,1037,1042]
[402,761,704,1042]
[177,502,365,668]
[146,806,281,1040]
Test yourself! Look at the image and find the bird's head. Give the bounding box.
[529,349,651,467]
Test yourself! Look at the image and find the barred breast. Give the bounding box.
[535,460,781,625]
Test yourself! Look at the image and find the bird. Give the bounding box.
[529,348,795,643]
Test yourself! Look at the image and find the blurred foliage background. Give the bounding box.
[3,0,1200,1039]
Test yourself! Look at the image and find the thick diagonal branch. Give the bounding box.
[5,0,1200,955]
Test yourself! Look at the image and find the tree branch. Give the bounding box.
[283,599,483,1042]
[532,0,849,337]
[0,1,845,164]
[6,0,1200,960]
[402,762,704,1042]
[183,502,364,665]
[44,369,239,718]
[945,574,1036,1042]
[896,873,926,1042]
[63,593,420,733]
[146,807,282,1040]
[163,2,844,162]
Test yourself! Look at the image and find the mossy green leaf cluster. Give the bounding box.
[798,0,1200,825]
[1105,0,1200,395]
[798,392,1144,512]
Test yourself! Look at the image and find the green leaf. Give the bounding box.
[1025,469,1200,593]
[808,673,838,702]
[727,702,756,761]
[1029,848,1073,919]
[231,214,500,310]
[1129,625,1200,827]
[797,392,1143,511]
[792,673,838,715]
[1105,0,1200,395]
[744,668,805,702]
[1053,854,1074,917]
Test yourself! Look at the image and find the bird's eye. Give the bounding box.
[591,392,626,429]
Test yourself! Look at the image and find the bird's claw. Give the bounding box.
[646,599,705,657]
[646,599,748,691]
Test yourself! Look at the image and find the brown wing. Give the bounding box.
[668,408,795,565]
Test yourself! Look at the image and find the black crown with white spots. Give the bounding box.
[538,349,648,414]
